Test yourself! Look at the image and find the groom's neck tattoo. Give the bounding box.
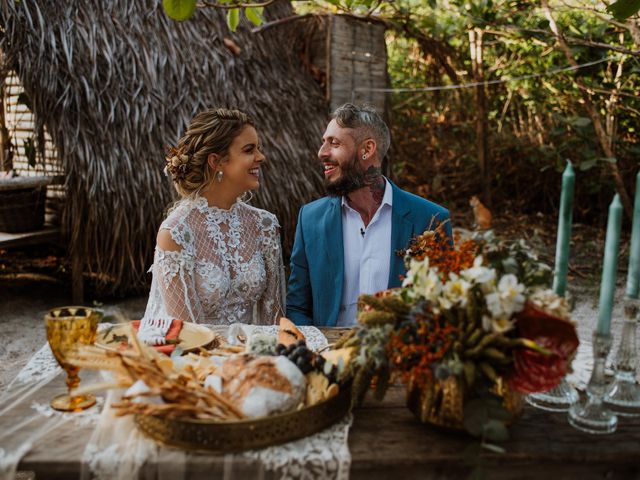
[363,166,385,205]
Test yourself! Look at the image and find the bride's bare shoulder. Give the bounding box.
[156,229,182,252]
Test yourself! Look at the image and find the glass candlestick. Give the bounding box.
[568,332,617,434]
[526,378,579,411]
[604,297,640,417]
[526,290,578,411]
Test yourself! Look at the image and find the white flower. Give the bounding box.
[439,273,471,310]
[461,255,496,287]
[482,314,515,333]
[485,274,525,319]
[419,269,443,303]
[403,258,443,304]
[497,274,526,316]
[402,257,429,288]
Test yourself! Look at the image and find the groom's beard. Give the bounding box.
[324,153,366,197]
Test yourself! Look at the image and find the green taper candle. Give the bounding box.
[625,172,640,299]
[597,194,623,336]
[553,161,575,297]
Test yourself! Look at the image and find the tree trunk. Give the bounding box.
[469,28,490,205]
[542,0,633,218]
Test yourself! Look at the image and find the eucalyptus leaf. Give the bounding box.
[469,466,487,480]
[463,398,488,437]
[607,0,640,20]
[481,442,506,454]
[483,419,509,442]
[579,158,597,171]
[227,8,240,32]
[463,442,483,467]
[162,0,196,21]
[245,7,262,27]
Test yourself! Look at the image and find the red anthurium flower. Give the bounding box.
[509,302,580,394]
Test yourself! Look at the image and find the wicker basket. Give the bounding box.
[0,176,51,233]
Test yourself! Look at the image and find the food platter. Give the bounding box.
[134,380,352,452]
[96,321,219,352]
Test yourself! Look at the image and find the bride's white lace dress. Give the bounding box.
[139,197,284,341]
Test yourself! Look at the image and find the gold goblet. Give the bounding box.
[45,306,101,412]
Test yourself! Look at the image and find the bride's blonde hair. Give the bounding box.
[165,108,254,198]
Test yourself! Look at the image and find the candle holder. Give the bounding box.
[604,297,640,417]
[568,332,617,434]
[526,290,579,411]
[525,377,579,412]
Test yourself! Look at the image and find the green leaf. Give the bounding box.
[463,442,483,467]
[483,419,509,442]
[244,6,262,26]
[469,466,487,480]
[579,158,598,171]
[600,157,617,164]
[23,137,36,168]
[464,399,488,437]
[481,442,506,454]
[571,117,591,128]
[227,8,240,32]
[162,0,196,21]
[607,0,640,20]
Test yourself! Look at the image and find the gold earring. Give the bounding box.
[216,171,224,183]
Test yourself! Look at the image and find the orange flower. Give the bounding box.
[387,313,460,387]
[404,224,477,278]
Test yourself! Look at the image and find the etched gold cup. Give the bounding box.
[45,306,100,412]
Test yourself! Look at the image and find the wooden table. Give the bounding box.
[12,328,640,479]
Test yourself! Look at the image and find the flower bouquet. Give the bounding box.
[341,226,579,440]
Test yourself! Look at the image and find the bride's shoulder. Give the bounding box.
[239,203,280,231]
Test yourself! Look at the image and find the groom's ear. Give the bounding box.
[361,138,377,160]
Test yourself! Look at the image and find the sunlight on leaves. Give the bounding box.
[227,8,240,31]
[162,0,197,21]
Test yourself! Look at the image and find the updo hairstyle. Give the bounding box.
[165,108,254,197]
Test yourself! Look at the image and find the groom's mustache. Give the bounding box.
[324,154,366,196]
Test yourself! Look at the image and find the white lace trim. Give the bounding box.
[243,414,353,480]
[12,344,60,386]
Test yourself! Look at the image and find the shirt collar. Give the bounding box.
[341,177,393,210]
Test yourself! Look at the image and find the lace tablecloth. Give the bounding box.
[0,325,353,480]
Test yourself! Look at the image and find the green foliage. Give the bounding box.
[382,0,639,220]
[226,8,240,31]
[607,0,640,20]
[244,6,263,26]
[162,0,196,21]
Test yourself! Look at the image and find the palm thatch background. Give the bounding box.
[0,0,328,295]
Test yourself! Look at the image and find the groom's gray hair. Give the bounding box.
[332,103,390,160]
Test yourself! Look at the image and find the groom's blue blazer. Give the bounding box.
[286,181,451,327]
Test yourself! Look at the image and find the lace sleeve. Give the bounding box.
[138,242,207,345]
[257,213,285,325]
[155,248,206,324]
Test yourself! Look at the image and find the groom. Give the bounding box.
[286,104,452,327]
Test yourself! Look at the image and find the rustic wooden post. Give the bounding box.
[469,28,490,205]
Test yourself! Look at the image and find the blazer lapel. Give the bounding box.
[388,183,414,288]
[323,198,344,325]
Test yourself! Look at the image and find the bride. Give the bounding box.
[138,108,284,345]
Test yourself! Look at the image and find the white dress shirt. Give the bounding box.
[337,178,393,327]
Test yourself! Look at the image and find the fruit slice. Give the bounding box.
[278,317,305,347]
